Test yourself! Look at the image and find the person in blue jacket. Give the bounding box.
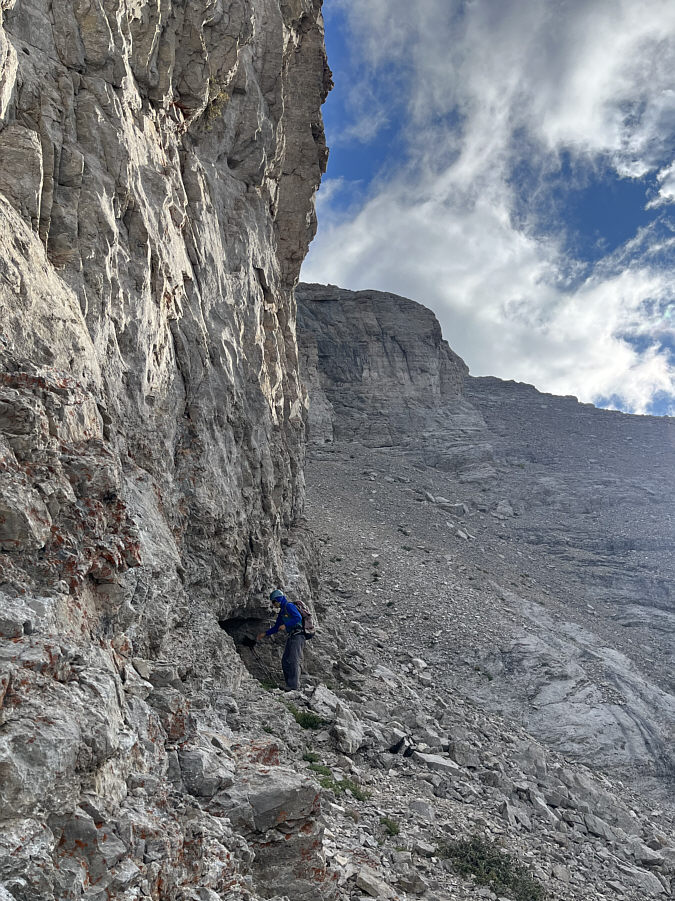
[257,588,305,690]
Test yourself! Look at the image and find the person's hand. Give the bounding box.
[256,632,265,641]
[279,624,286,633]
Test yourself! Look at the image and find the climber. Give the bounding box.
[256,588,305,690]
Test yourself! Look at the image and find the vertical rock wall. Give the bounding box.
[0,2,331,898]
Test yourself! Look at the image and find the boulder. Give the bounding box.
[178,747,235,798]
[247,770,320,832]
[412,751,461,777]
[331,702,366,755]
[355,865,395,899]
[309,683,341,719]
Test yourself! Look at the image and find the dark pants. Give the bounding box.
[282,631,306,689]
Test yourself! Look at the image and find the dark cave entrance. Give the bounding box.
[218,613,280,687]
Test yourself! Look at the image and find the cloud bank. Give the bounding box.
[304,0,675,414]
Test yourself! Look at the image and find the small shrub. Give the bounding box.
[380,816,400,836]
[309,763,332,777]
[262,724,274,734]
[437,836,546,901]
[287,703,326,730]
[260,679,277,691]
[207,88,229,121]
[303,750,320,763]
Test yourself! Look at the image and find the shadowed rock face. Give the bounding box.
[297,283,674,799]
[0,3,330,899]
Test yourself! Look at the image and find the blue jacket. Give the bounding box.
[266,596,303,635]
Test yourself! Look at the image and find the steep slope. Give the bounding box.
[297,283,675,798]
[0,3,331,899]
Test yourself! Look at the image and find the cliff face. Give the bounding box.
[0,3,331,899]
[297,282,494,480]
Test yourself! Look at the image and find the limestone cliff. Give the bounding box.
[0,3,331,899]
[297,282,494,480]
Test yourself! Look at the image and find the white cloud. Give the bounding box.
[304,0,675,413]
[304,180,675,412]
[648,161,675,208]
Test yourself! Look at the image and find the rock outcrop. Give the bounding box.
[297,283,494,480]
[0,3,331,899]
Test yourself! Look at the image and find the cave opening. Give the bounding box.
[218,613,280,687]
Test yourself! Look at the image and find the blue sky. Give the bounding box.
[303,0,675,416]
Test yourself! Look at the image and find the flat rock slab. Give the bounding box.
[355,865,395,899]
[412,750,461,776]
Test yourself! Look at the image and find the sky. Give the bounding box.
[301,0,675,416]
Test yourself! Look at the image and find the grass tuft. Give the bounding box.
[287,703,326,730]
[437,835,546,901]
[319,775,371,801]
[380,815,400,836]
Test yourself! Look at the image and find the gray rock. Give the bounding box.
[331,702,366,755]
[409,799,436,822]
[446,740,480,768]
[246,769,319,833]
[355,866,395,899]
[584,813,616,841]
[615,864,667,895]
[396,870,429,894]
[309,683,341,718]
[178,747,235,798]
[412,751,461,777]
[297,284,495,479]
[625,836,665,867]
[0,0,330,898]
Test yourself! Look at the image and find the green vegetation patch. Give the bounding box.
[437,835,546,901]
[380,815,400,836]
[319,775,371,802]
[286,703,326,730]
[302,750,320,763]
[309,763,332,777]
